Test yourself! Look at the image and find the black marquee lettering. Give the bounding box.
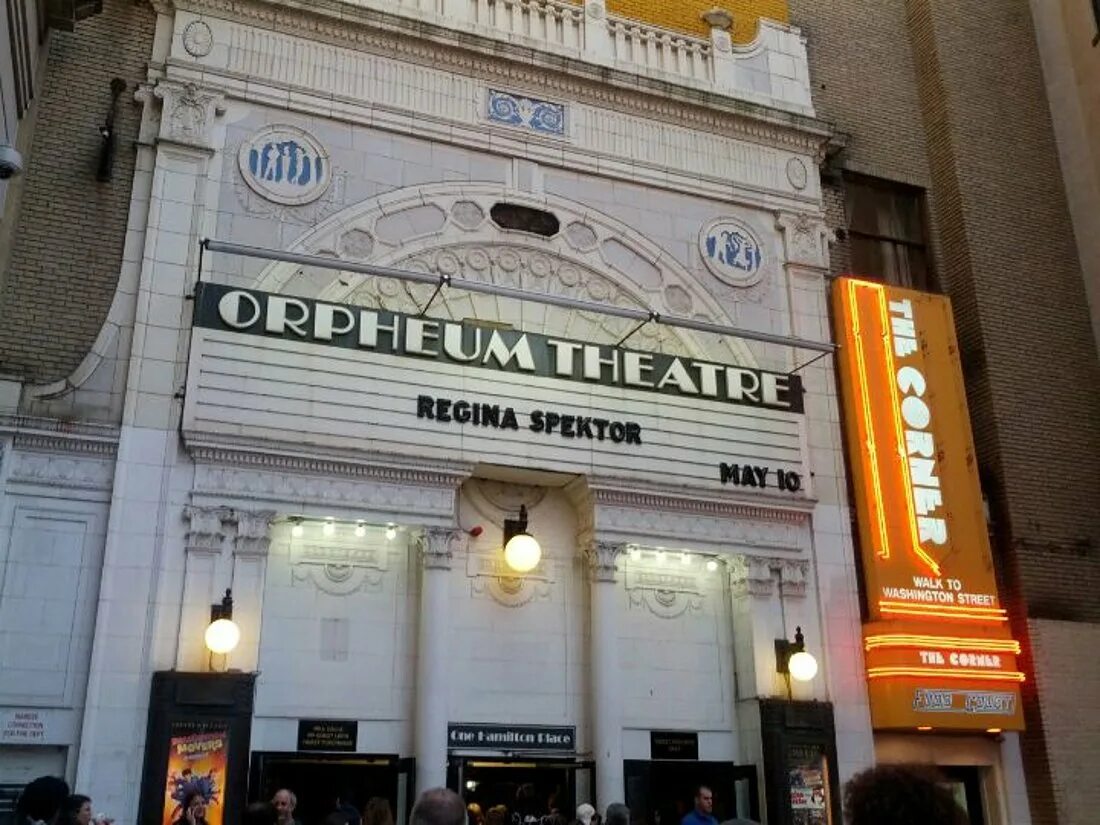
[609,422,626,443]
[501,408,519,430]
[529,410,545,432]
[417,396,435,419]
[436,398,453,423]
[625,422,642,445]
[453,401,471,423]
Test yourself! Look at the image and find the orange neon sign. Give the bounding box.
[833,278,1025,731]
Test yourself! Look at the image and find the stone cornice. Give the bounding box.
[0,416,120,457]
[186,439,472,489]
[168,0,833,155]
[588,475,814,525]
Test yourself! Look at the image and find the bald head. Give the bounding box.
[410,789,465,825]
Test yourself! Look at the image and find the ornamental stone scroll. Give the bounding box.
[585,540,627,583]
[417,527,468,570]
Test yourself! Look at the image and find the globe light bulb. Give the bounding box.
[706,559,719,572]
[504,532,541,573]
[788,650,819,682]
[204,618,241,655]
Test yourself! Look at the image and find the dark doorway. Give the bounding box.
[249,753,409,825]
[940,767,986,825]
[448,758,595,824]
[624,761,759,825]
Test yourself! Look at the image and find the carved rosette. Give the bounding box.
[585,540,626,583]
[233,510,276,556]
[184,505,231,555]
[418,527,467,570]
[153,81,225,150]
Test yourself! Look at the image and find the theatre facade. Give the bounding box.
[0,1,1031,825]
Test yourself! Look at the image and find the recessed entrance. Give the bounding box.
[624,760,759,825]
[249,753,415,825]
[449,758,595,823]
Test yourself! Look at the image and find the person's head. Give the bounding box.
[272,790,297,822]
[324,813,349,825]
[485,805,508,825]
[845,766,967,825]
[466,803,484,825]
[244,802,278,825]
[364,798,394,825]
[693,787,713,816]
[575,804,595,825]
[60,796,92,825]
[604,804,629,825]
[410,789,465,825]
[16,777,71,825]
[182,792,207,822]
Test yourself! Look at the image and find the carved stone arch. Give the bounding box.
[254,183,757,366]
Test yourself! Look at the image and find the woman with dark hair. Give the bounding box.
[177,792,209,825]
[844,765,967,825]
[58,795,92,825]
[244,802,278,825]
[363,798,394,825]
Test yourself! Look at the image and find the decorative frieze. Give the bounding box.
[728,554,809,598]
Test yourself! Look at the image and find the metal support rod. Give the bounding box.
[201,239,837,353]
[615,313,658,347]
[417,276,449,317]
[791,349,834,374]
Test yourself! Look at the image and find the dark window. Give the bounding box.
[845,174,933,291]
[1093,0,1100,46]
[490,203,560,237]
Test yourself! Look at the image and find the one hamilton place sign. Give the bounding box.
[194,283,804,414]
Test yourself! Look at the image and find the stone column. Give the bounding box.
[230,510,276,672]
[586,539,626,808]
[415,527,465,793]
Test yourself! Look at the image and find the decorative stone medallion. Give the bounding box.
[487,90,566,137]
[238,124,331,206]
[182,20,214,58]
[786,157,809,191]
[699,218,765,287]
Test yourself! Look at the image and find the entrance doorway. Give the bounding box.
[940,767,986,825]
[448,758,595,824]
[624,761,759,825]
[249,753,415,825]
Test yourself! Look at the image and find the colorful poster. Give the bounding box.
[787,746,829,825]
[162,730,229,825]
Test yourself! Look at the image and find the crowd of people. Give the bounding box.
[9,765,972,825]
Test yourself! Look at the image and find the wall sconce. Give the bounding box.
[204,589,240,668]
[775,626,818,699]
[503,505,541,573]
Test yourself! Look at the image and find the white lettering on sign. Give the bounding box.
[0,710,47,743]
[889,299,947,546]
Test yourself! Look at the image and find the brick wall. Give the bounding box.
[0,0,154,385]
[1029,620,1100,825]
[790,1,1100,823]
[603,0,789,42]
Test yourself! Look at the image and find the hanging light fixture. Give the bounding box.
[775,626,819,699]
[503,505,541,573]
[204,589,241,659]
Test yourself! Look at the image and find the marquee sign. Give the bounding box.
[182,283,808,495]
[832,278,1024,731]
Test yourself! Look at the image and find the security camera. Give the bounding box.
[0,144,24,180]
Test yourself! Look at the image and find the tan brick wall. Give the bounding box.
[791,1,1100,822]
[602,0,789,42]
[1029,619,1100,825]
[0,0,155,384]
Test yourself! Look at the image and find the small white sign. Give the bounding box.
[0,709,48,743]
[239,125,330,206]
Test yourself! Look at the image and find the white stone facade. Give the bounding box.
[0,1,876,823]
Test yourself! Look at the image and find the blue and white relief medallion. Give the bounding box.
[239,125,330,205]
[700,218,765,287]
[487,90,566,136]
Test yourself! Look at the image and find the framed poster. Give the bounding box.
[163,729,229,825]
